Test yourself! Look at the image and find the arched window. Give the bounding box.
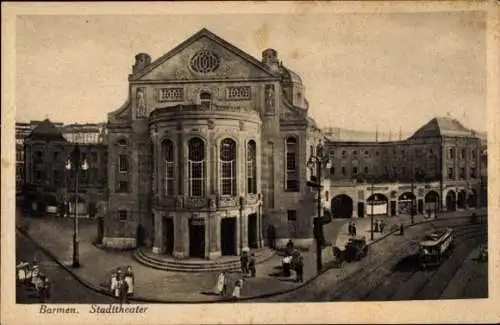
[163,140,175,196]
[200,92,211,109]
[220,138,237,196]
[188,138,205,197]
[285,136,298,191]
[247,140,257,194]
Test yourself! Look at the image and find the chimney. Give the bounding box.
[132,53,152,74]
[262,49,280,72]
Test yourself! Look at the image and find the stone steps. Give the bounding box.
[133,248,276,273]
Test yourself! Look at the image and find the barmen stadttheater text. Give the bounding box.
[39,304,148,314]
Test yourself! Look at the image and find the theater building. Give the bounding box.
[323,117,485,219]
[104,28,322,257]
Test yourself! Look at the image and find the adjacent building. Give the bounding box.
[22,119,108,217]
[103,28,322,257]
[322,117,485,219]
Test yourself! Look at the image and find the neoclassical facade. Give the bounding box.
[321,117,485,219]
[103,29,321,257]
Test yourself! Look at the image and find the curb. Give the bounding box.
[17,211,486,303]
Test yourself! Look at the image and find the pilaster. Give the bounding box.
[173,214,188,259]
[152,211,163,254]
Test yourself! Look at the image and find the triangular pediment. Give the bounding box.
[132,28,276,81]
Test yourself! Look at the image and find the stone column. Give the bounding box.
[152,211,163,254]
[242,210,249,251]
[178,131,184,195]
[173,213,188,259]
[208,214,221,259]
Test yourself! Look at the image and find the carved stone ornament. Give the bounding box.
[239,121,245,131]
[207,119,215,130]
[186,197,207,209]
[136,88,147,118]
[176,196,184,209]
[265,84,275,114]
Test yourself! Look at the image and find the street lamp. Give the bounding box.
[306,139,331,275]
[65,145,89,268]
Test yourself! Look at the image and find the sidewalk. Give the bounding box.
[15,207,485,302]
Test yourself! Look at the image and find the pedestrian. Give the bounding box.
[240,251,249,275]
[352,223,357,237]
[380,220,385,233]
[348,221,353,236]
[295,255,304,282]
[283,255,291,277]
[124,266,134,297]
[110,272,119,297]
[118,275,129,304]
[214,272,226,295]
[232,279,242,301]
[249,253,256,277]
[374,220,380,232]
[399,223,405,236]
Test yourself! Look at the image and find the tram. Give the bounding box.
[417,227,454,269]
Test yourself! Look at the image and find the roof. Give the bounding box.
[411,117,476,139]
[281,66,303,84]
[131,28,276,80]
[26,119,67,142]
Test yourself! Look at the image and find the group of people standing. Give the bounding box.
[240,250,256,277]
[282,240,305,283]
[374,219,386,233]
[214,272,244,301]
[109,266,134,304]
[16,260,51,302]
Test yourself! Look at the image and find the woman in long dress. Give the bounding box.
[232,279,242,301]
[214,272,225,295]
[124,266,134,296]
[110,273,118,297]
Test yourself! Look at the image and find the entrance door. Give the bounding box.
[390,201,397,216]
[417,199,424,214]
[189,220,205,258]
[163,217,174,255]
[248,214,258,249]
[221,218,237,255]
[357,202,365,218]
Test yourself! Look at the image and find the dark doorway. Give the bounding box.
[390,201,397,216]
[189,220,205,258]
[136,224,145,247]
[357,202,365,218]
[248,213,258,249]
[163,217,174,255]
[468,189,478,207]
[446,190,456,211]
[221,218,237,255]
[88,202,97,218]
[417,199,424,214]
[457,190,467,209]
[331,195,354,218]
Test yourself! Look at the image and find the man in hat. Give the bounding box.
[248,253,256,278]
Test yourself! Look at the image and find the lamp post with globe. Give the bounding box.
[65,145,89,268]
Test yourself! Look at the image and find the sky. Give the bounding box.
[15,10,487,133]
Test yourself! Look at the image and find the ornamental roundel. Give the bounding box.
[190,50,220,73]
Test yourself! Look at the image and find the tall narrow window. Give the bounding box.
[188,137,205,197]
[163,140,175,196]
[285,136,298,191]
[221,138,237,196]
[119,155,128,173]
[247,140,257,194]
[200,92,211,109]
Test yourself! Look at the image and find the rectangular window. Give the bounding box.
[449,148,455,159]
[342,166,346,176]
[118,210,127,221]
[459,167,465,179]
[189,161,204,197]
[119,155,128,173]
[53,151,60,161]
[363,167,369,174]
[364,150,370,158]
[90,152,98,163]
[285,139,298,191]
[352,167,358,175]
[471,149,476,160]
[342,150,347,158]
[287,210,297,222]
[448,168,454,179]
[221,160,236,196]
[460,148,466,159]
[330,166,335,177]
[471,167,477,178]
[53,170,61,186]
[118,181,128,192]
[158,88,184,102]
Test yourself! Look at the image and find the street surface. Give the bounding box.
[16,231,116,304]
[252,218,488,302]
